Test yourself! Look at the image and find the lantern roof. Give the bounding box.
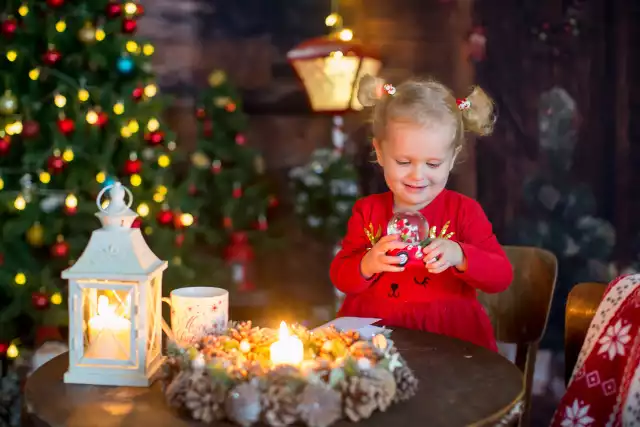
[61,182,168,281]
[287,35,380,61]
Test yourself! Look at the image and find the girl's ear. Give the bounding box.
[372,138,384,166]
[450,146,462,171]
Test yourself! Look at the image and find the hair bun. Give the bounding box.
[461,86,496,137]
[356,74,386,107]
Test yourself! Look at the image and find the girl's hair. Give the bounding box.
[356,75,495,151]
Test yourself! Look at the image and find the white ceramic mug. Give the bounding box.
[161,287,229,347]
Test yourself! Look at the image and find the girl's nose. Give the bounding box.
[409,164,424,180]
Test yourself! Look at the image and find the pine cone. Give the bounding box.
[261,381,300,427]
[226,382,262,427]
[298,384,342,427]
[165,371,191,414]
[364,367,397,411]
[159,357,182,392]
[184,373,227,423]
[341,376,378,422]
[393,364,419,403]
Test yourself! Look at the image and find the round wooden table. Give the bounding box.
[24,329,524,427]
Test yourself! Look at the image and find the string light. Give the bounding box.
[113,101,125,115]
[78,89,90,102]
[144,84,157,98]
[18,4,28,16]
[120,126,132,138]
[51,292,63,305]
[54,93,67,108]
[62,148,74,162]
[124,2,138,15]
[7,344,19,359]
[96,171,106,183]
[14,273,26,285]
[339,29,353,41]
[128,119,139,133]
[55,20,66,32]
[157,154,170,168]
[29,68,40,80]
[147,118,159,131]
[142,44,154,56]
[153,192,165,203]
[0,177,4,190]
[136,202,149,217]
[95,28,105,41]
[180,213,194,227]
[6,50,17,62]
[130,174,142,187]
[14,194,26,210]
[125,41,139,53]
[5,121,22,135]
[325,13,340,27]
[65,193,78,209]
[86,110,98,124]
[39,171,51,184]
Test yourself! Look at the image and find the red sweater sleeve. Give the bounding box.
[330,199,379,294]
[452,199,513,293]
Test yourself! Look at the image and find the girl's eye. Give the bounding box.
[427,163,442,169]
[395,160,410,166]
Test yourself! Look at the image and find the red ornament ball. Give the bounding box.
[132,86,143,100]
[203,119,213,137]
[232,186,242,199]
[268,195,279,208]
[223,216,233,229]
[122,18,137,33]
[96,111,109,127]
[1,18,18,37]
[225,102,237,113]
[136,4,145,15]
[0,252,4,266]
[43,47,61,65]
[32,292,50,310]
[64,205,77,215]
[0,135,10,155]
[46,0,64,7]
[47,154,65,174]
[195,107,206,119]
[156,209,173,226]
[0,342,7,355]
[235,134,246,145]
[51,239,69,258]
[123,158,141,175]
[188,184,197,195]
[22,120,40,138]
[175,233,185,247]
[106,1,122,18]
[132,218,142,228]
[57,117,75,134]
[145,131,164,145]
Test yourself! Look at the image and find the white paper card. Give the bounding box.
[314,317,386,337]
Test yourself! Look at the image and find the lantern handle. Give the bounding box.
[96,182,133,214]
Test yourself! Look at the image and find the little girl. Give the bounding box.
[330,75,513,351]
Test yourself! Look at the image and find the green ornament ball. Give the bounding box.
[0,91,18,115]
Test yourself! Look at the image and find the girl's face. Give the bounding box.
[374,120,458,211]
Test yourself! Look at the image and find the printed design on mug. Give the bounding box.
[175,305,226,345]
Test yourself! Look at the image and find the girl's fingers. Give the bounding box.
[380,264,405,273]
[428,262,450,274]
[379,240,408,253]
[423,246,443,263]
[380,255,403,265]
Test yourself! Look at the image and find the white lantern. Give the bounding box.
[62,182,168,387]
[287,35,382,113]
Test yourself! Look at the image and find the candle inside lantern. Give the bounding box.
[86,295,131,360]
[269,321,303,366]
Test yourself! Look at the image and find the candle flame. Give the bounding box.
[97,295,116,317]
[278,321,290,340]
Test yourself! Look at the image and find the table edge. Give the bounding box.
[468,384,525,427]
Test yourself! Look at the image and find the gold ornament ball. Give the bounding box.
[208,70,226,87]
[0,91,18,115]
[27,222,44,247]
[78,23,96,44]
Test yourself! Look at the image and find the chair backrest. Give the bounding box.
[477,246,558,344]
[564,281,606,384]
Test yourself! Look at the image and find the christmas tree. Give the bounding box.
[0,0,205,352]
[188,70,275,294]
[507,87,617,350]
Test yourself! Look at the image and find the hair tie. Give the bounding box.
[383,84,396,95]
[456,98,471,110]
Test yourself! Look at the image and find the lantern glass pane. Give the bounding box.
[293,54,361,112]
[146,276,161,367]
[83,288,134,361]
[350,57,383,111]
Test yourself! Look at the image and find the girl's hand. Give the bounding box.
[422,239,466,274]
[360,235,408,278]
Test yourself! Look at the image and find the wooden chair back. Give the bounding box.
[564,282,607,385]
[477,246,558,427]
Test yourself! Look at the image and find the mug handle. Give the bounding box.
[161,297,176,343]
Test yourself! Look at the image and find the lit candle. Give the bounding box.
[269,321,304,366]
[86,295,131,360]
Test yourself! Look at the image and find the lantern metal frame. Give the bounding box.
[61,182,168,387]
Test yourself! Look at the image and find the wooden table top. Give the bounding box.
[24,329,523,427]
